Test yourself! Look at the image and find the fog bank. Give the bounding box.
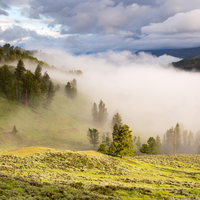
[35,50,200,137]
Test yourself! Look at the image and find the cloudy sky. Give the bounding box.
[1,0,200,53]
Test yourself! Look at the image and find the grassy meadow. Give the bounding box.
[0,147,199,199]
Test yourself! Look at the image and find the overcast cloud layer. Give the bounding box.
[0,0,200,52]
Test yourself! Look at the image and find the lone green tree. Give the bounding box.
[112,124,135,157]
[87,128,99,148]
[140,144,150,154]
[147,137,158,154]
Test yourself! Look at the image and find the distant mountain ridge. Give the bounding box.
[138,46,200,59]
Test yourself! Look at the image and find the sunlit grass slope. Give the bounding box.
[0,147,200,199]
[0,90,100,151]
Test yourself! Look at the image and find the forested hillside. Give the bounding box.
[0,44,92,150]
[172,58,200,71]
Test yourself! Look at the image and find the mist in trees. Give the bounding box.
[161,123,200,154]
[111,112,123,128]
[65,79,77,99]
[87,128,99,148]
[0,59,56,107]
[91,100,108,126]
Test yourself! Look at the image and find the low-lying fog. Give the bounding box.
[34,50,200,137]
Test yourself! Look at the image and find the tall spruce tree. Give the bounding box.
[111,112,123,127]
[92,103,98,123]
[15,59,26,104]
[166,127,174,154]
[112,123,119,142]
[112,124,135,157]
[133,136,141,154]
[65,81,77,99]
[0,65,14,99]
[87,128,99,147]
[46,80,55,106]
[173,123,181,154]
[98,100,108,126]
[35,64,42,82]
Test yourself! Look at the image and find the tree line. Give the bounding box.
[88,100,200,156]
[0,59,55,107]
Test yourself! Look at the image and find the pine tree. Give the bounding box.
[173,123,181,154]
[111,112,123,127]
[166,127,174,154]
[133,136,141,154]
[140,144,150,154]
[22,70,34,106]
[29,79,41,107]
[15,59,26,104]
[113,124,135,157]
[46,80,55,106]
[65,81,77,99]
[35,64,42,82]
[112,123,119,142]
[71,79,77,88]
[108,143,117,154]
[12,125,18,134]
[182,129,188,151]
[98,144,108,153]
[0,65,14,99]
[102,133,111,148]
[156,135,162,154]
[98,100,108,126]
[87,128,99,148]
[147,137,158,154]
[92,103,98,123]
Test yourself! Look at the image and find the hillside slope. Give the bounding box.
[0,90,99,151]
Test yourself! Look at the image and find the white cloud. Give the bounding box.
[142,9,200,34]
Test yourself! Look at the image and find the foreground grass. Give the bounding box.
[0,147,200,199]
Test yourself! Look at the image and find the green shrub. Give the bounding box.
[98,143,108,153]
